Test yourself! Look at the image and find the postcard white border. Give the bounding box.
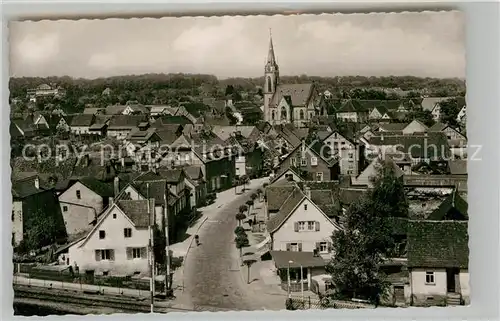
[2,1,499,320]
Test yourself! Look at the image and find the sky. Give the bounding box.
[9,11,465,79]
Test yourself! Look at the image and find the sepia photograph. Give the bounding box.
[9,10,468,315]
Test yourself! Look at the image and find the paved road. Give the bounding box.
[183,184,264,311]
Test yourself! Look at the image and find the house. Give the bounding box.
[421,97,450,118]
[58,178,114,236]
[107,115,148,140]
[275,140,339,182]
[57,116,72,132]
[407,220,469,306]
[456,105,467,124]
[265,181,297,219]
[428,122,466,141]
[12,175,67,248]
[10,119,35,139]
[31,111,50,131]
[335,100,369,123]
[351,154,404,187]
[270,167,305,185]
[69,114,95,135]
[448,160,467,176]
[402,119,428,135]
[67,199,155,277]
[377,122,408,133]
[149,105,171,116]
[264,186,341,291]
[183,166,207,209]
[88,115,111,136]
[320,128,364,176]
[363,132,451,165]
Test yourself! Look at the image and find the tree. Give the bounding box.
[23,209,63,251]
[243,258,257,284]
[246,200,254,216]
[225,85,235,96]
[235,234,250,259]
[234,226,245,235]
[439,98,461,128]
[240,175,250,191]
[326,162,408,305]
[235,213,247,226]
[404,107,434,127]
[250,193,258,202]
[256,189,263,201]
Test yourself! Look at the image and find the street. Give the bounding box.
[182,179,267,311]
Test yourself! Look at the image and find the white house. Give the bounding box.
[407,220,469,306]
[266,186,341,257]
[67,199,154,277]
[69,114,95,135]
[58,178,114,236]
[321,130,361,176]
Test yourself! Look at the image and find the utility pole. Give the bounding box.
[147,183,155,313]
[164,183,171,296]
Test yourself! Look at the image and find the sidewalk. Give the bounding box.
[169,177,270,294]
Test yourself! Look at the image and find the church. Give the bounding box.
[262,32,324,128]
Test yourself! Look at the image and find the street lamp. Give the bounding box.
[287,260,293,298]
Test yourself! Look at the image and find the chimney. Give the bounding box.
[114,176,120,197]
[34,177,40,190]
[380,134,384,141]
[121,157,125,168]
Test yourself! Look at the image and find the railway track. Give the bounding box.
[14,285,154,313]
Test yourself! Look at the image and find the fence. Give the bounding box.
[13,263,163,294]
[286,296,375,310]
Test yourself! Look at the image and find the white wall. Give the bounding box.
[70,126,91,135]
[272,198,339,252]
[459,270,470,304]
[403,120,427,135]
[410,268,447,303]
[12,201,23,246]
[68,205,150,276]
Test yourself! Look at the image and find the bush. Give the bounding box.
[234,226,245,235]
[285,298,296,310]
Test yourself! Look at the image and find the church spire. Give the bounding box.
[267,28,277,66]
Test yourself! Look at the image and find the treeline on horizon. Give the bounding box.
[9,73,466,99]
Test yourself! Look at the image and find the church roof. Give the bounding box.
[267,31,277,66]
[271,83,314,108]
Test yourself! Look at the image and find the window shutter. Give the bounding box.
[141,247,147,259]
[315,242,320,250]
[298,243,302,252]
[294,222,299,232]
[126,247,132,260]
[95,250,101,261]
[315,221,320,231]
[110,250,115,261]
[286,243,291,251]
[123,229,127,238]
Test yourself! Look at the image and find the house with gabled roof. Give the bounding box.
[335,99,369,123]
[402,119,428,135]
[265,185,341,291]
[10,119,35,139]
[183,166,207,208]
[428,122,466,143]
[320,128,364,176]
[107,115,148,140]
[351,154,404,187]
[270,167,304,185]
[70,114,95,135]
[58,178,114,236]
[275,139,340,182]
[407,220,469,306]
[67,199,155,277]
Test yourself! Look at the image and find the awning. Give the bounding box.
[270,251,326,269]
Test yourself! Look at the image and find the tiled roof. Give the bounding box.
[270,83,314,107]
[211,126,256,142]
[448,160,467,175]
[267,187,305,233]
[83,108,103,115]
[183,166,203,181]
[108,115,147,129]
[407,220,469,268]
[155,115,193,125]
[70,114,94,127]
[337,99,369,113]
[427,190,468,220]
[153,126,181,144]
[310,189,339,217]
[378,122,408,131]
[77,177,114,197]
[368,132,451,159]
[266,184,296,212]
[338,188,366,206]
[421,97,449,111]
[117,199,155,228]
[428,122,448,132]
[12,176,46,199]
[105,105,127,115]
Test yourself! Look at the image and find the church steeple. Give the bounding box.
[267,29,277,66]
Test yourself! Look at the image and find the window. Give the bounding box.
[304,204,308,211]
[76,190,81,199]
[103,271,109,276]
[127,192,131,198]
[11,211,15,221]
[348,152,354,159]
[316,172,324,182]
[291,158,297,166]
[299,110,305,120]
[96,249,113,261]
[99,230,106,239]
[113,213,117,219]
[307,221,315,230]
[132,248,142,259]
[298,221,306,231]
[311,157,318,166]
[272,111,276,120]
[300,158,307,166]
[319,242,328,253]
[281,107,287,120]
[425,271,435,284]
[62,206,68,212]
[124,228,132,238]
[290,243,299,251]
